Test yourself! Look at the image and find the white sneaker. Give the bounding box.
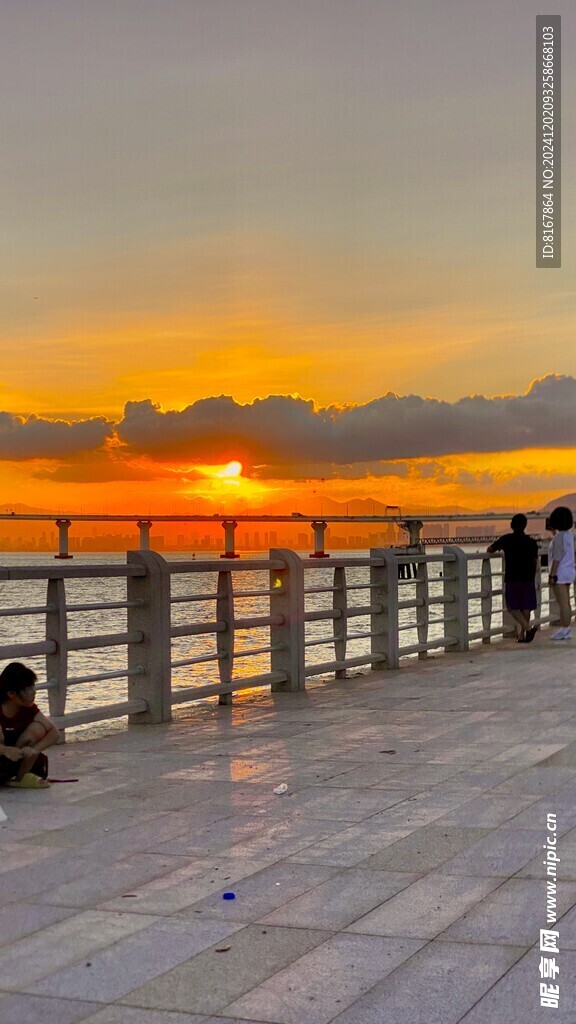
[551,628,572,640]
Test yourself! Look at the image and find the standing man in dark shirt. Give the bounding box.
[487,513,539,643]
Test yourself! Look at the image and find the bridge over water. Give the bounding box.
[0,511,549,558]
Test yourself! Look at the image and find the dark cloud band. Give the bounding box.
[116,374,576,465]
[1,374,574,469]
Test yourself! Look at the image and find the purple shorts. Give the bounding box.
[505,581,537,611]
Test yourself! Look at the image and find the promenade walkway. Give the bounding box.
[1,639,575,1024]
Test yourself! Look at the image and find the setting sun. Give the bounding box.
[215,461,243,479]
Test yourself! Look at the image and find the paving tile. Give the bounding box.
[491,742,568,764]
[346,873,502,938]
[223,933,426,1024]
[178,860,339,922]
[255,785,411,821]
[505,795,576,833]
[554,899,576,949]
[360,826,490,872]
[27,917,245,1001]
[0,911,157,990]
[491,767,576,796]
[119,924,331,1014]
[287,822,415,867]
[435,828,545,877]
[33,852,193,908]
[98,856,266,915]
[259,868,418,930]
[0,850,104,906]
[431,793,539,827]
[366,790,474,830]
[151,813,285,857]
[518,825,576,880]
[0,903,75,946]
[443,877,576,946]
[0,994,101,1024]
[213,818,345,864]
[328,940,525,1024]
[0,842,74,872]
[458,947,576,1022]
[81,1010,210,1024]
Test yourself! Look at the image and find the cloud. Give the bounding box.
[253,460,409,481]
[0,412,113,461]
[4,374,576,477]
[116,375,576,466]
[32,453,206,484]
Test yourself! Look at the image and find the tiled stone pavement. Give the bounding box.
[1,639,576,1023]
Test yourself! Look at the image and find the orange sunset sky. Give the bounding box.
[1,0,576,518]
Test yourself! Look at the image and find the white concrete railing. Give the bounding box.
[0,547,558,731]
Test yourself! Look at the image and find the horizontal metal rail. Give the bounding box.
[305,652,386,676]
[305,609,339,622]
[235,614,285,630]
[168,559,284,573]
[303,557,381,569]
[235,588,286,598]
[345,604,383,617]
[304,629,382,649]
[53,698,148,729]
[233,644,285,659]
[170,670,289,704]
[0,565,145,580]
[67,631,144,652]
[66,666,144,686]
[171,588,283,605]
[395,553,454,563]
[171,621,225,637]
[400,637,459,655]
[0,640,56,659]
[468,626,506,640]
[67,599,144,612]
[171,652,224,668]
[0,604,56,617]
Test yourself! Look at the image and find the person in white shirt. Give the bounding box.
[547,506,575,640]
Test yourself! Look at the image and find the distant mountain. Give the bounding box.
[540,493,576,512]
[242,496,477,517]
[0,503,57,514]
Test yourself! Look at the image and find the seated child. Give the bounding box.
[0,662,61,789]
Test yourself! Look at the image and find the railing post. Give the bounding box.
[548,578,561,628]
[535,549,544,625]
[46,577,68,729]
[415,555,429,659]
[269,548,305,691]
[216,569,235,704]
[370,549,399,670]
[487,551,515,637]
[480,556,493,643]
[332,565,348,678]
[126,550,172,723]
[442,546,469,652]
